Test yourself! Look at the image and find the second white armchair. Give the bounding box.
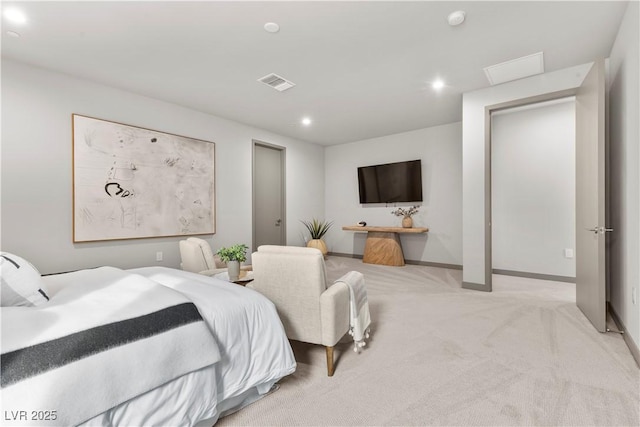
[248,245,353,376]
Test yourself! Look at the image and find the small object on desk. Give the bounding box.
[357,221,367,227]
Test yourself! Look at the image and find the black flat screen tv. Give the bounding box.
[357,159,423,204]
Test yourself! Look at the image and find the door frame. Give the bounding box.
[488,93,578,285]
[462,63,593,292]
[252,140,286,252]
[475,88,578,292]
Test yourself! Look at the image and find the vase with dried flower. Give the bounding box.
[391,205,420,228]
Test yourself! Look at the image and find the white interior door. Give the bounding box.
[575,60,607,332]
[253,142,285,250]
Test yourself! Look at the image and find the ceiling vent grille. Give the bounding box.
[484,52,544,86]
[257,73,296,92]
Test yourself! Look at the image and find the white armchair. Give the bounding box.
[248,245,352,376]
[179,237,251,276]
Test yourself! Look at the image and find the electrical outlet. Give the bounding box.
[632,287,637,305]
[564,248,574,259]
[156,251,163,262]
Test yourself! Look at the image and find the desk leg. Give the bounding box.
[362,231,405,266]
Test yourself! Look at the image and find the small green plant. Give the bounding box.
[301,218,333,240]
[216,244,248,263]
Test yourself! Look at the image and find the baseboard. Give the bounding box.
[328,252,462,270]
[492,269,576,283]
[462,281,492,292]
[607,302,640,369]
[404,259,462,270]
[329,252,363,260]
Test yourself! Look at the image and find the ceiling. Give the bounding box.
[0,1,628,146]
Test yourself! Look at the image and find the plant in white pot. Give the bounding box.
[216,244,248,281]
[301,219,333,257]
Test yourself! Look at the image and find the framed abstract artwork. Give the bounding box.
[72,114,215,242]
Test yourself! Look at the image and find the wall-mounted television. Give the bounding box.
[357,159,423,204]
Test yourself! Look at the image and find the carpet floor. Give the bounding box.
[217,256,640,426]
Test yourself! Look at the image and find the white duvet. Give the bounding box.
[129,267,297,403]
[37,267,296,426]
[1,267,220,427]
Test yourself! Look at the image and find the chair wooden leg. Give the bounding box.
[326,346,335,376]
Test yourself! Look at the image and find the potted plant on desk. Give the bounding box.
[216,244,248,281]
[301,218,333,258]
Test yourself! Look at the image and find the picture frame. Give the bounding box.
[72,114,215,242]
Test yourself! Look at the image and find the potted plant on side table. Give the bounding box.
[216,244,248,282]
[301,218,333,258]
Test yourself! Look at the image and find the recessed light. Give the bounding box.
[264,22,280,33]
[301,117,312,126]
[4,8,27,25]
[6,31,20,38]
[432,80,445,90]
[447,10,466,26]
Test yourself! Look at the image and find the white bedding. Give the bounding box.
[81,365,220,427]
[1,267,220,426]
[129,267,297,403]
[34,266,296,426]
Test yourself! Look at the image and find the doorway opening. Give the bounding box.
[252,141,286,251]
[490,97,577,284]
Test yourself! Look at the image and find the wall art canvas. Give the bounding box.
[73,114,215,242]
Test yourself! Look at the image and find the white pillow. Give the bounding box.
[0,252,50,307]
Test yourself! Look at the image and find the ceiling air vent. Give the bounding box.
[257,73,296,92]
[484,52,544,86]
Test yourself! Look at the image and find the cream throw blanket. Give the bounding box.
[335,271,371,352]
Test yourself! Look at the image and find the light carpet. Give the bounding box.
[217,256,640,426]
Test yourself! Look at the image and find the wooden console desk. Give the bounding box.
[342,225,429,267]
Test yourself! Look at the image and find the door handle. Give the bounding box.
[587,226,614,234]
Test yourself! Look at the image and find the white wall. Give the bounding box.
[491,99,576,278]
[462,63,591,288]
[0,60,325,274]
[608,1,640,356]
[324,123,462,266]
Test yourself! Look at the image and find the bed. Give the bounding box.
[0,257,296,427]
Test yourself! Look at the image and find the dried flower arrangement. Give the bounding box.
[391,205,420,218]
